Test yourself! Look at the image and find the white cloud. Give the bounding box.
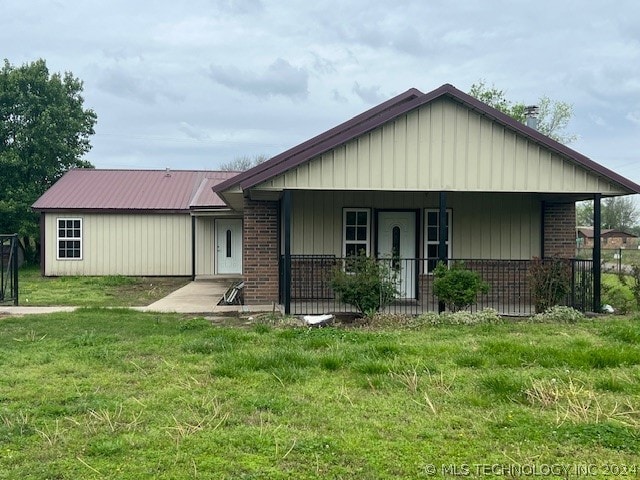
[626,111,640,126]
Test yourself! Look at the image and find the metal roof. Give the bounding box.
[214,83,640,196]
[32,169,239,211]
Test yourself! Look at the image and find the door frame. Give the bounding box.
[374,209,420,299]
[215,218,243,275]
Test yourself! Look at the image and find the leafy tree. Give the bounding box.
[576,198,638,230]
[469,80,576,144]
[576,201,594,227]
[220,154,269,171]
[0,58,97,262]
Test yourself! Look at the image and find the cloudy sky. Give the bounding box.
[2,0,640,184]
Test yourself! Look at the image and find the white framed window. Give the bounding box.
[57,218,82,260]
[343,208,370,257]
[424,209,451,272]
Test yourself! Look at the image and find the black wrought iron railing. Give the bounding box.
[280,255,594,316]
[0,234,19,306]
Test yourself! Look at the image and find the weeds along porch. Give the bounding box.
[280,255,594,316]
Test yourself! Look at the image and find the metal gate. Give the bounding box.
[1,234,19,305]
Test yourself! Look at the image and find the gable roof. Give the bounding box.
[214,83,640,196]
[33,169,239,212]
[577,227,638,239]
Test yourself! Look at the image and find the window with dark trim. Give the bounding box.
[57,218,82,259]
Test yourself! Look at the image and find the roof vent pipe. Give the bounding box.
[165,167,171,177]
[524,105,539,130]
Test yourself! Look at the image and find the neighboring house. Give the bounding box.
[32,169,242,277]
[213,83,640,314]
[577,227,639,248]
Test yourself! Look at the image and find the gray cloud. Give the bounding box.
[352,82,385,104]
[96,67,184,105]
[208,58,309,100]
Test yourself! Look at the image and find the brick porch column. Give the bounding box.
[243,198,279,304]
[543,202,576,258]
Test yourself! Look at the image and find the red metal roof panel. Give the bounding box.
[32,169,239,211]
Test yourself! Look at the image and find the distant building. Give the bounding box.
[577,227,639,248]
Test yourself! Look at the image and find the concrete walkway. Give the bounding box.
[1,278,279,316]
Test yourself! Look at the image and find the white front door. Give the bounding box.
[216,219,242,274]
[377,212,416,298]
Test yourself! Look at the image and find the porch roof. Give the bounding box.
[214,83,640,209]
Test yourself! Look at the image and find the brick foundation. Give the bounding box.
[243,198,279,304]
[543,202,576,258]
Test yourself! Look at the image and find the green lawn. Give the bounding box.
[1,310,639,478]
[17,266,190,307]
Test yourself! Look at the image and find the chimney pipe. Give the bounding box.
[524,105,539,130]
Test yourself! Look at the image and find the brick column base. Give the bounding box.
[243,198,279,304]
[543,202,576,258]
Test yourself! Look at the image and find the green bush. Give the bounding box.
[331,255,398,317]
[602,277,634,314]
[528,257,571,313]
[618,263,640,311]
[433,261,489,312]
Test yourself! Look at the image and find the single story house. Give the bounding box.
[34,83,640,314]
[577,227,639,248]
[212,84,640,314]
[32,169,242,277]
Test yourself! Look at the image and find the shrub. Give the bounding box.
[602,277,634,314]
[528,258,571,313]
[433,261,489,312]
[529,305,584,323]
[417,309,502,326]
[618,263,640,311]
[331,255,398,317]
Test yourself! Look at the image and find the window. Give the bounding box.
[57,218,82,259]
[425,209,451,272]
[226,229,232,257]
[343,208,370,257]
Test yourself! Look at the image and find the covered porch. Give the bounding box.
[277,189,598,316]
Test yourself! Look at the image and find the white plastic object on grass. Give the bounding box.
[302,314,334,326]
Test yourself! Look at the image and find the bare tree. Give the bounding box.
[220,154,269,171]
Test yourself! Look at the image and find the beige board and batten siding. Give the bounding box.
[194,216,215,276]
[44,213,192,276]
[289,191,540,260]
[258,98,625,195]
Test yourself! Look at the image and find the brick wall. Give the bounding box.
[243,198,279,304]
[544,202,576,258]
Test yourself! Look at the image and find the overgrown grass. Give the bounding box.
[1,310,640,478]
[17,265,190,306]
